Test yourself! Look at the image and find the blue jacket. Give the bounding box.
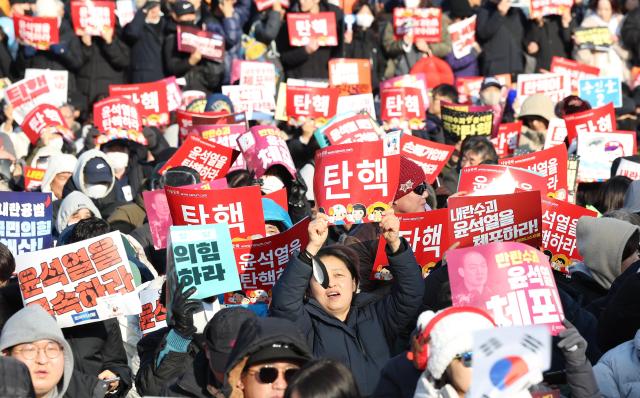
[270,239,424,396]
[594,330,640,398]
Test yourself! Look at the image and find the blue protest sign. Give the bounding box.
[0,192,53,255]
[578,77,622,108]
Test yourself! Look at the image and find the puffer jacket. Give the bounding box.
[593,329,640,398]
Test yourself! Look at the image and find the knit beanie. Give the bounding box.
[395,156,426,201]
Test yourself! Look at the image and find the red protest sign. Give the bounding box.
[380,86,425,122]
[329,58,373,95]
[159,135,238,182]
[5,74,58,124]
[564,102,616,143]
[13,15,59,50]
[400,134,454,184]
[616,158,640,180]
[544,119,568,149]
[254,0,289,12]
[109,80,170,126]
[491,122,522,158]
[164,185,266,239]
[237,125,296,178]
[192,124,248,171]
[177,25,224,62]
[286,86,340,123]
[321,113,381,146]
[448,15,476,59]
[447,241,564,334]
[236,60,277,89]
[176,110,245,142]
[93,96,142,135]
[371,209,448,280]
[541,197,596,273]
[517,73,571,105]
[20,104,71,144]
[139,281,168,335]
[550,56,599,93]
[223,218,309,305]
[24,167,46,191]
[530,0,573,19]
[499,144,568,200]
[314,136,401,225]
[70,0,116,36]
[393,8,442,42]
[286,12,338,46]
[458,164,549,196]
[448,191,543,249]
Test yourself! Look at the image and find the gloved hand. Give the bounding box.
[49,43,67,55]
[557,319,588,367]
[169,281,200,339]
[288,171,308,208]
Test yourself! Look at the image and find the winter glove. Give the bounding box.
[49,43,67,55]
[556,319,588,367]
[288,171,308,208]
[169,281,200,339]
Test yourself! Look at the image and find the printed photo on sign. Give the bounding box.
[577,131,636,182]
[0,192,53,256]
[142,190,172,250]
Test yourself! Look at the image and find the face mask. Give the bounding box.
[261,175,285,194]
[106,151,129,173]
[85,184,109,199]
[356,13,374,28]
[404,0,420,8]
[481,92,501,107]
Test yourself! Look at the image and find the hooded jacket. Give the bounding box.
[262,198,293,230]
[40,154,78,200]
[55,191,102,234]
[593,329,640,398]
[623,179,640,214]
[0,306,74,398]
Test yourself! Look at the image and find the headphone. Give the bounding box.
[407,306,496,371]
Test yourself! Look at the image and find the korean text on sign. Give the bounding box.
[138,278,167,335]
[0,192,52,256]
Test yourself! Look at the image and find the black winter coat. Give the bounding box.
[270,239,424,396]
[343,26,386,93]
[476,3,527,76]
[123,9,166,83]
[524,15,574,71]
[373,351,421,398]
[622,8,640,66]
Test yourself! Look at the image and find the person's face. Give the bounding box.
[309,255,356,321]
[480,86,501,107]
[176,12,196,23]
[393,190,427,214]
[460,150,484,169]
[299,0,320,12]
[67,208,92,226]
[146,4,163,23]
[621,248,639,274]
[59,106,75,129]
[597,0,613,21]
[459,252,488,292]
[626,0,639,11]
[445,355,473,394]
[356,5,373,17]
[265,224,281,237]
[239,361,301,398]
[10,340,65,398]
[51,172,72,200]
[428,94,448,118]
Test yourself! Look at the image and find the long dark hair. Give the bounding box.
[316,245,360,287]
[284,359,361,398]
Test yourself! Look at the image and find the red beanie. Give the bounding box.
[395,157,426,201]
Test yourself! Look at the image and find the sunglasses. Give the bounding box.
[413,182,427,196]
[247,366,299,384]
[454,351,473,368]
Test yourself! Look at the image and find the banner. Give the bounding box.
[159,135,237,182]
[236,125,296,178]
[530,0,573,18]
[138,278,167,335]
[616,158,640,180]
[176,25,225,62]
[165,185,266,239]
[221,85,276,115]
[517,73,571,106]
[24,167,46,191]
[70,1,116,36]
[499,144,568,200]
[314,112,382,147]
[393,7,442,42]
[254,0,289,11]
[400,134,454,184]
[577,131,636,182]
[223,218,309,305]
[541,197,597,272]
[93,96,142,136]
[21,104,71,144]
[286,86,340,124]
[314,135,401,225]
[142,190,172,250]
[0,192,52,256]
[5,74,60,124]
[550,56,599,93]
[328,58,372,95]
[169,224,241,299]
[490,122,522,158]
[448,15,476,59]
[286,12,338,46]
[564,103,616,143]
[448,191,543,248]
[544,118,568,149]
[449,242,564,334]
[441,105,493,140]
[13,15,59,50]
[380,86,426,130]
[575,27,612,50]
[15,231,140,328]
[109,80,170,126]
[578,77,622,108]
[458,164,548,196]
[371,209,448,280]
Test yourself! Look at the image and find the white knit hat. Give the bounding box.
[416,307,496,380]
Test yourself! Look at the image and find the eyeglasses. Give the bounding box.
[413,182,427,196]
[454,351,473,368]
[247,366,300,384]
[12,342,62,360]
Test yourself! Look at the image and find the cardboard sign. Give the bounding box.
[0,192,52,256]
[164,185,266,239]
[5,74,60,124]
[286,86,340,124]
[517,73,571,106]
[138,278,167,335]
[13,15,59,50]
[20,104,71,144]
[575,27,612,50]
[15,231,140,328]
[448,191,543,249]
[314,135,401,225]
[169,224,241,299]
[328,58,372,95]
[221,85,276,115]
[549,56,599,93]
[286,12,338,46]
[541,197,597,272]
[578,77,622,108]
[142,190,172,250]
[380,86,426,130]
[371,209,448,280]
[458,164,548,197]
[491,122,522,158]
[448,15,476,59]
[616,158,640,180]
[577,131,637,182]
[159,135,237,182]
[400,134,454,184]
[564,103,616,143]
[393,7,442,42]
[223,218,309,305]
[314,112,382,147]
[441,105,493,140]
[470,326,551,398]
[236,125,296,178]
[448,242,563,334]
[109,80,170,126]
[254,0,289,12]
[530,0,573,18]
[93,96,142,135]
[71,1,116,36]
[499,145,568,200]
[176,25,224,62]
[544,119,568,149]
[456,74,511,104]
[24,167,46,191]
